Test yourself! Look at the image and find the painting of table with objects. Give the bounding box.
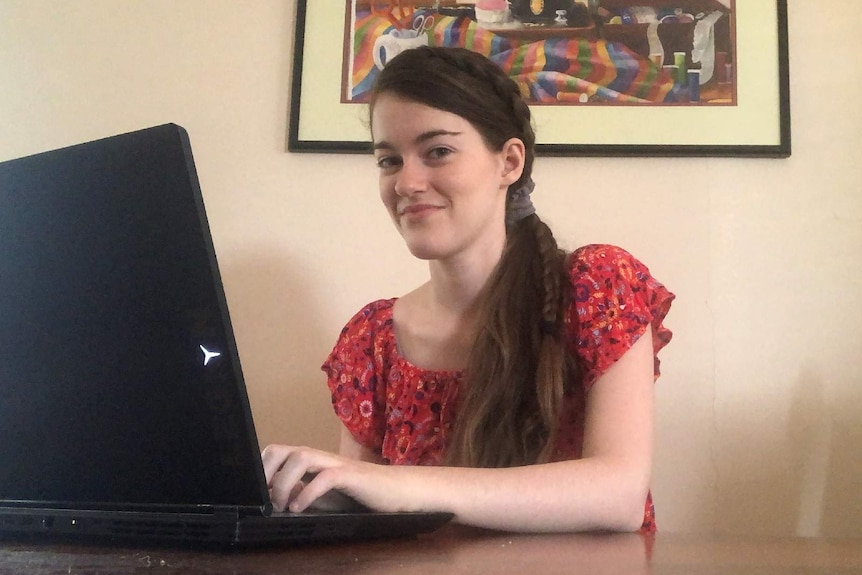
[288,0,789,157]
[349,0,735,106]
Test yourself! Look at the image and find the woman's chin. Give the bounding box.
[406,246,441,261]
[404,241,449,261]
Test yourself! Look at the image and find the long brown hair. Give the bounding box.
[369,47,572,468]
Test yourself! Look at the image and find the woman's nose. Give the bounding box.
[393,158,426,197]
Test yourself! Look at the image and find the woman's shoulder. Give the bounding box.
[569,243,641,271]
[323,298,397,374]
[327,298,398,359]
[340,298,397,332]
[566,242,673,298]
[566,243,664,287]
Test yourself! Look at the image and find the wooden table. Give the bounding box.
[1,526,860,574]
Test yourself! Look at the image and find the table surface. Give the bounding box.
[1,525,861,575]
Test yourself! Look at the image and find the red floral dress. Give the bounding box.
[322,244,674,532]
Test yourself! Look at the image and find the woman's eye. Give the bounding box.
[375,156,401,170]
[427,147,452,160]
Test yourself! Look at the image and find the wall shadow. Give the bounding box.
[817,375,862,537]
[788,362,862,537]
[714,362,862,536]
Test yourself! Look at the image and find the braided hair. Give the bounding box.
[368,47,573,468]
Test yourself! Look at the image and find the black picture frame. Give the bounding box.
[288,0,790,158]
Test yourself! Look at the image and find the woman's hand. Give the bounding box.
[262,445,357,512]
[260,444,423,514]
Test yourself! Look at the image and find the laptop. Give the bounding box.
[0,124,452,546]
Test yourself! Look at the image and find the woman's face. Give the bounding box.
[371,93,524,263]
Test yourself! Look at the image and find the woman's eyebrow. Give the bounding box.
[373,130,463,152]
[416,129,462,143]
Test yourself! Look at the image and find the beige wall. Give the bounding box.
[1,0,860,536]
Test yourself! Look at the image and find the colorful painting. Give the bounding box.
[345,0,736,106]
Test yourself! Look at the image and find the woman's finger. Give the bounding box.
[265,446,344,511]
[261,444,292,486]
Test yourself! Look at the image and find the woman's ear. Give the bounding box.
[500,138,526,187]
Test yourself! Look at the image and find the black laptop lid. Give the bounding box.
[0,124,268,512]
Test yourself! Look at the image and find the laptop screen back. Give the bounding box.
[0,125,267,510]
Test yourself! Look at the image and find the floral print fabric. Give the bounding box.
[322,244,674,531]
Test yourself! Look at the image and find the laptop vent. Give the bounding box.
[107,518,221,541]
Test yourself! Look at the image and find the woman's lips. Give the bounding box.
[399,203,443,218]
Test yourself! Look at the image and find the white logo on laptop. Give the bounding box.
[199,345,222,366]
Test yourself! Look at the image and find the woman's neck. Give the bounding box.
[426,237,504,315]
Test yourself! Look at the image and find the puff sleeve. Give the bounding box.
[321,300,393,453]
[564,244,675,391]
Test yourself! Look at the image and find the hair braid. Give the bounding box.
[536,219,567,329]
[530,215,569,460]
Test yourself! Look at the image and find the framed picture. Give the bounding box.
[288,0,790,157]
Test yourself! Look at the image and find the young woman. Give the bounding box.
[262,46,674,533]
